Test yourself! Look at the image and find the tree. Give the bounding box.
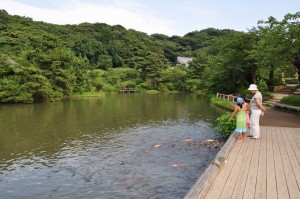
[258,12,300,83]
[72,37,106,68]
[201,32,257,93]
[161,66,187,90]
[137,52,167,89]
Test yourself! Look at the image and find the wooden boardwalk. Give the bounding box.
[185,126,300,199]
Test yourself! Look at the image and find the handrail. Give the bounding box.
[216,93,251,102]
[216,93,236,102]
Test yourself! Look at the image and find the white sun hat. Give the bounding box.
[248,84,258,90]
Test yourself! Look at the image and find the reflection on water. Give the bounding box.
[0,93,225,199]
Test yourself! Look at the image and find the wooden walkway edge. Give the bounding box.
[274,103,300,112]
[184,126,300,199]
[184,132,237,199]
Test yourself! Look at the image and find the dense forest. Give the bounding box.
[0,10,299,103]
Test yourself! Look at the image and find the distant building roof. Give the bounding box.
[176,56,193,67]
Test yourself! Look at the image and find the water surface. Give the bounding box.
[0,93,225,199]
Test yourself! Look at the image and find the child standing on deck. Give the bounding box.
[229,97,248,142]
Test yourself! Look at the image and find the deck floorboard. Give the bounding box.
[184,126,300,199]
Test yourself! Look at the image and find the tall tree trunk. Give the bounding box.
[250,67,257,84]
[268,64,275,91]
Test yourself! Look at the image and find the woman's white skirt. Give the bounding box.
[250,110,262,138]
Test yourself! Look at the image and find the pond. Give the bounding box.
[0,93,225,199]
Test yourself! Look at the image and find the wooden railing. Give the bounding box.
[216,93,236,102]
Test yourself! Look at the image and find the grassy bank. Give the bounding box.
[65,91,105,98]
[210,96,234,111]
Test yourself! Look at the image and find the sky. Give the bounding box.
[0,0,299,36]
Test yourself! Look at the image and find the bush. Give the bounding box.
[134,84,146,93]
[159,84,169,92]
[216,112,236,139]
[285,78,299,84]
[280,95,300,106]
[165,82,175,90]
[117,80,137,89]
[102,85,118,92]
[258,80,268,92]
[185,79,200,92]
[146,90,160,94]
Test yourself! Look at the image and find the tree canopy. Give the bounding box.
[0,10,298,102]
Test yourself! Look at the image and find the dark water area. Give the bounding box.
[0,93,225,199]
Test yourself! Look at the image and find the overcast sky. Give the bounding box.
[1,0,299,36]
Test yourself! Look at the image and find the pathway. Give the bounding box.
[184,126,300,199]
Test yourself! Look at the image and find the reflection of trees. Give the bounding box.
[0,94,224,164]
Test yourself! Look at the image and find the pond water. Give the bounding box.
[0,93,225,199]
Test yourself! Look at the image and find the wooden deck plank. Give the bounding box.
[265,127,277,199]
[184,132,237,199]
[242,135,261,199]
[277,127,300,199]
[230,136,256,199]
[280,128,300,199]
[218,138,251,199]
[204,138,243,199]
[227,138,255,199]
[289,128,300,165]
[290,128,300,154]
[273,127,290,199]
[184,127,300,199]
[255,126,267,199]
[287,128,300,174]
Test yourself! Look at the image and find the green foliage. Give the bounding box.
[257,80,272,97]
[102,85,118,92]
[187,52,208,79]
[137,52,167,89]
[185,79,200,92]
[1,10,300,103]
[134,85,146,93]
[216,112,237,139]
[158,84,169,92]
[257,80,268,92]
[145,90,160,94]
[161,66,187,90]
[280,95,300,106]
[71,91,104,97]
[285,78,299,84]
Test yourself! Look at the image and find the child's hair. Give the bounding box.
[236,97,244,108]
[237,103,243,108]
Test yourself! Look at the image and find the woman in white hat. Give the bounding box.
[248,84,266,139]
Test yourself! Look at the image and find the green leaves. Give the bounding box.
[3,10,300,103]
[280,95,300,106]
[216,112,237,139]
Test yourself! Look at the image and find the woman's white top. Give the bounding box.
[250,91,262,110]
